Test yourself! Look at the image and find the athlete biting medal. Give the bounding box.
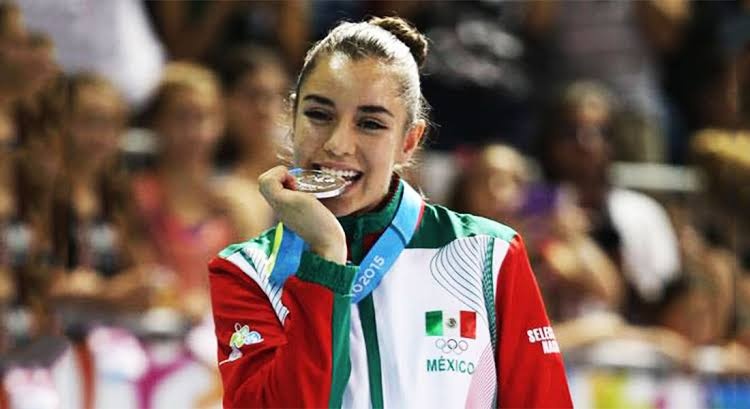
[208,15,573,409]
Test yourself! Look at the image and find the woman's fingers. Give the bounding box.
[257,166,347,263]
[259,166,295,205]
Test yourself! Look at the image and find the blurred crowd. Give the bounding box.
[0,0,749,407]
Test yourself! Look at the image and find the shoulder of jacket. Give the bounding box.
[410,203,518,248]
[218,226,276,260]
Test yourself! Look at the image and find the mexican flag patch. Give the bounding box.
[425,310,476,339]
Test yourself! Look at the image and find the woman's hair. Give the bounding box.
[141,62,221,126]
[293,16,430,128]
[216,44,287,93]
[68,72,124,110]
[13,75,67,221]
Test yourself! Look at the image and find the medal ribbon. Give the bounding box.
[266,180,423,304]
[266,222,308,285]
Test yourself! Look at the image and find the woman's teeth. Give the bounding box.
[319,166,361,181]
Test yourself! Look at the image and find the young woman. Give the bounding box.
[133,62,236,319]
[209,17,572,408]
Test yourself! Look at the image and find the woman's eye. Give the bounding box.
[359,119,387,131]
[303,109,332,122]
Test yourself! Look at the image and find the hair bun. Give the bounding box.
[369,16,428,68]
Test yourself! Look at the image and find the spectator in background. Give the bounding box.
[147,0,309,68]
[46,74,153,313]
[663,209,737,346]
[0,2,19,347]
[0,3,57,108]
[682,11,750,350]
[663,1,749,162]
[0,0,25,253]
[450,144,623,323]
[8,75,67,344]
[536,81,681,326]
[525,0,691,162]
[0,1,60,352]
[411,0,533,151]
[213,45,289,239]
[132,62,236,320]
[18,0,165,107]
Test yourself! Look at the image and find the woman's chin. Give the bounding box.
[322,198,356,217]
[320,178,386,217]
[321,186,368,217]
[321,179,358,214]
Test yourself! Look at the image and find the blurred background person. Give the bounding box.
[524,0,691,163]
[131,62,237,321]
[8,74,66,347]
[18,0,164,107]
[535,80,686,332]
[46,73,154,315]
[212,45,289,239]
[146,0,309,68]
[0,3,27,336]
[663,0,749,162]
[662,208,737,347]
[0,0,59,357]
[450,144,623,324]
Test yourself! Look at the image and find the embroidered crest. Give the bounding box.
[219,323,263,365]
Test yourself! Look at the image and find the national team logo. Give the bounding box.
[219,323,263,365]
[425,310,476,354]
[424,310,478,374]
[425,310,476,338]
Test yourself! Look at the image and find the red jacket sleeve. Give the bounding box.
[209,250,356,408]
[495,235,573,408]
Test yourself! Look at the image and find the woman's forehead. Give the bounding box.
[300,54,404,110]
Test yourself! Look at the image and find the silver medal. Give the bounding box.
[289,169,347,199]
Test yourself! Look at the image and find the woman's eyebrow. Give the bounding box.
[359,105,394,118]
[303,95,394,118]
[302,94,334,106]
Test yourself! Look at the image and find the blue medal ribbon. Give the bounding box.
[267,180,423,303]
[266,224,308,286]
[348,181,422,303]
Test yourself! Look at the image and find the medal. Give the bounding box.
[289,168,347,198]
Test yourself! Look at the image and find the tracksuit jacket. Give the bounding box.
[209,180,573,408]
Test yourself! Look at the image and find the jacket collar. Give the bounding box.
[337,175,403,237]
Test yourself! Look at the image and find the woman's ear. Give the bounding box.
[398,119,426,163]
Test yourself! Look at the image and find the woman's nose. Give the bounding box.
[323,123,356,157]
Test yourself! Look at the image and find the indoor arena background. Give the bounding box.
[1,1,749,408]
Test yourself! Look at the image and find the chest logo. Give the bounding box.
[425,310,476,338]
[425,310,476,355]
[219,323,263,365]
[424,311,478,374]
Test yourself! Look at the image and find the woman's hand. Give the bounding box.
[259,166,347,264]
